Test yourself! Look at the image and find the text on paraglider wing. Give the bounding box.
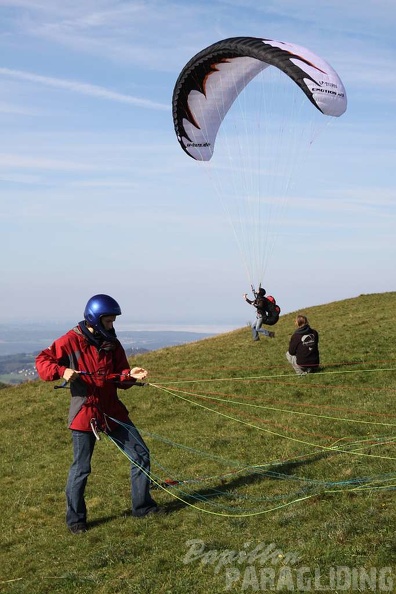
[318,81,338,88]
[312,87,337,96]
[186,142,211,148]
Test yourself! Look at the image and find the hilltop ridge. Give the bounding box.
[128,291,396,376]
[1,291,395,592]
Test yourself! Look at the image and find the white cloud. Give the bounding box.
[0,152,96,171]
[0,67,169,109]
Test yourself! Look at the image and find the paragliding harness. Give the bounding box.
[263,295,281,326]
[252,287,280,326]
[54,371,147,440]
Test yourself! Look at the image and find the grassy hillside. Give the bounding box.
[1,292,395,593]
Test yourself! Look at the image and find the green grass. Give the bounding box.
[1,292,395,593]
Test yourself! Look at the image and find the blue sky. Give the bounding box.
[1,0,395,331]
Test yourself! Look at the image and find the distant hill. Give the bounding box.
[0,328,215,385]
[0,324,217,356]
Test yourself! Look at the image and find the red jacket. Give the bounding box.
[36,324,136,432]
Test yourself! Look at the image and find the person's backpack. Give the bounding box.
[259,295,281,326]
[266,295,281,315]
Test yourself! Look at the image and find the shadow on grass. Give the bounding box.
[149,450,331,515]
[85,456,320,525]
[88,514,122,528]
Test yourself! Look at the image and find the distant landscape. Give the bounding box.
[0,324,215,385]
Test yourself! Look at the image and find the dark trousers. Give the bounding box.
[65,420,157,526]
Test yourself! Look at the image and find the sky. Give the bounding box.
[1,0,395,332]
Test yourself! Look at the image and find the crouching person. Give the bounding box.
[286,314,320,375]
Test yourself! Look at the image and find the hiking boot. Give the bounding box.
[253,337,260,341]
[268,332,275,338]
[68,523,87,534]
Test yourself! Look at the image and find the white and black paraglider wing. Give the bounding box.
[172,36,347,161]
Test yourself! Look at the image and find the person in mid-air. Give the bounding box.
[286,314,320,375]
[36,294,161,534]
[243,288,279,341]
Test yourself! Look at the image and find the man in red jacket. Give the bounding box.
[36,294,159,534]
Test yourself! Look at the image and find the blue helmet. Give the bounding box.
[83,294,122,341]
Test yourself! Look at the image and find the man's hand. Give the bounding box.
[129,367,148,381]
[62,368,80,382]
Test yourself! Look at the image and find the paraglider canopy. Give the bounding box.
[172,36,347,161]
[172,36,347,289]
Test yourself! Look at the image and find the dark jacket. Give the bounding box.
[246,295,279,325]
[288,324,320,369]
